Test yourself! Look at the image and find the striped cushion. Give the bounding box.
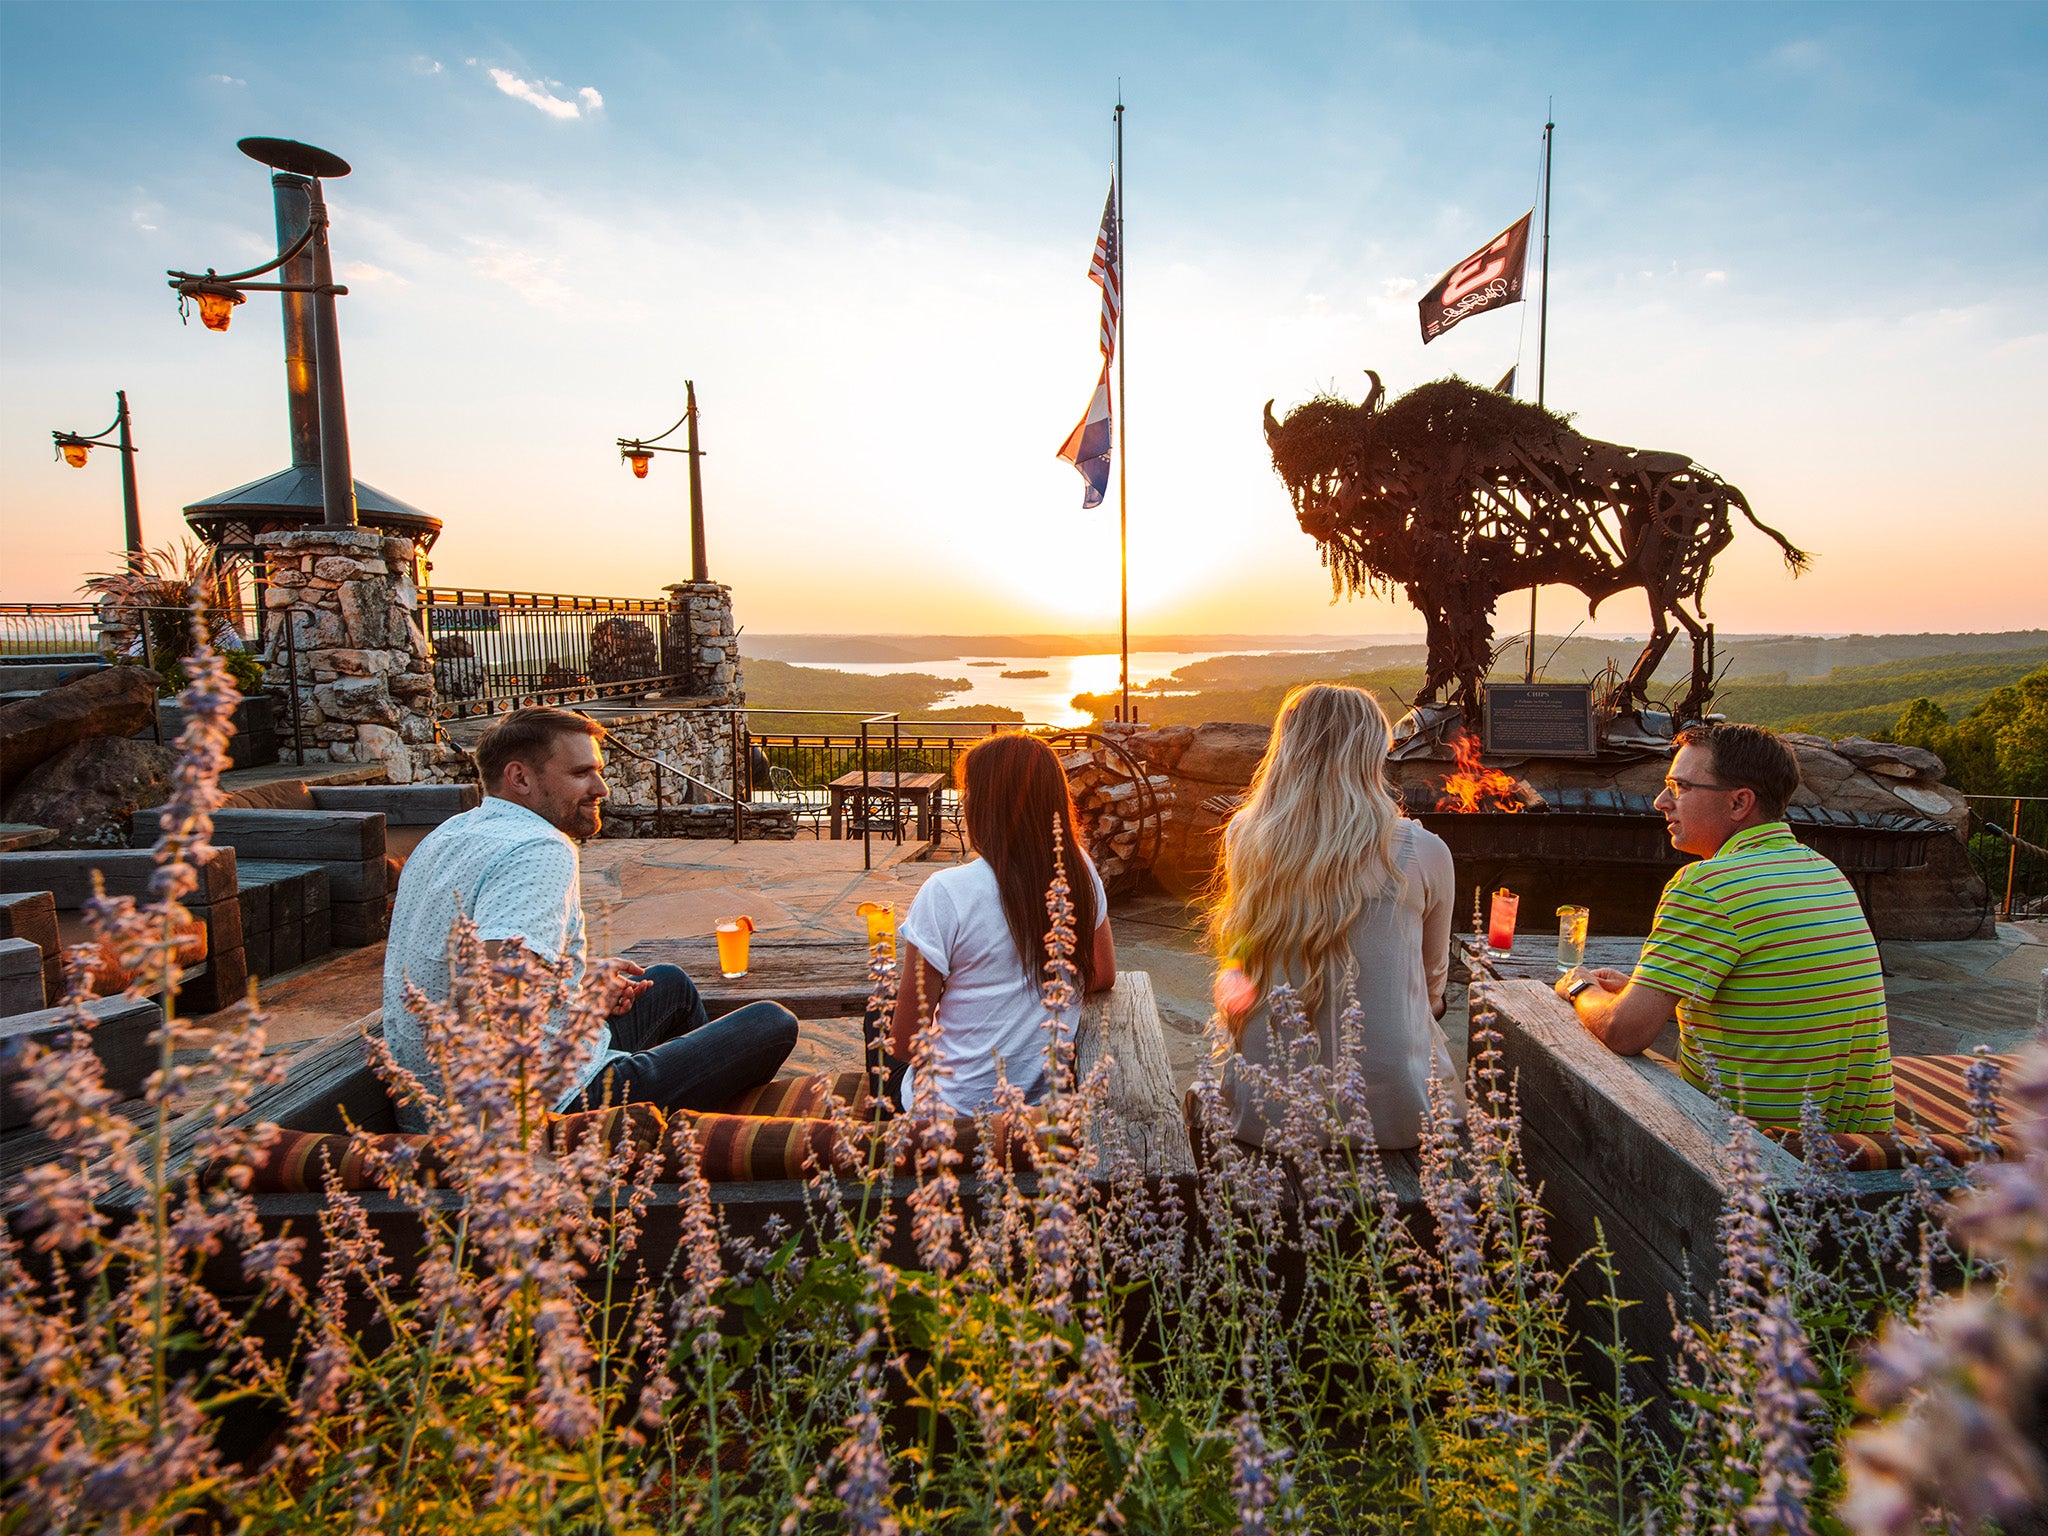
[671,1112,854,1182]
[216,1106,669,1193]
[548,1102,669,1160]
[716,1071,871,1119]
[672,1104,1063,1183]
[1768,1053,2028,1172]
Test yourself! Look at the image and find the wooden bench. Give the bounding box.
[0,893,62,1014]
[131,808,388,948]
[2,995,165,1196]
[0,849,245,1011]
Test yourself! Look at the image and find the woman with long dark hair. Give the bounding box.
[879,733,1115,1114]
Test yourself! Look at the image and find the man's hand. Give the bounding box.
[610,958,653,1016]
[1557,965,1679,1057]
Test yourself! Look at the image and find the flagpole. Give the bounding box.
[1525,106,1553,686]
[1115,95,1130,724]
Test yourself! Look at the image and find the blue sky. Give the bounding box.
[3,2,2043,635]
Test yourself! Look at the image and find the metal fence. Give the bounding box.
[423,590,694,719]
[0,603,101,657]
[1964,794,2048,921]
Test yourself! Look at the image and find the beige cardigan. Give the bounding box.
[1221,819,1463,1151]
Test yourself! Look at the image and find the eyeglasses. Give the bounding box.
[1661,775,1736,797]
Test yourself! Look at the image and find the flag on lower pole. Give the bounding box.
[1419,211,1532,343]
[1058,361,1113,509]
[1494,366,1517,395]
[1056,180,1121,506]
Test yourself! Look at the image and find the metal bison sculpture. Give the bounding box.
[1264,373,1807,724]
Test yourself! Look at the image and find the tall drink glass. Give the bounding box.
[1556,905,1590,973]
[857,900,897,955]
[715,916,754,979]
[1486,889,1519,957]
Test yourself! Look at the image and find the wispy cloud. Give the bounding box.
[466,238,576,308]
[341,261,406,286]
[487,67,604,120]
[413,57,443,76]
[208,73,245,86]
[1765,38,1827,73]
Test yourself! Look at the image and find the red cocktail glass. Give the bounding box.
[1486,890,1519,956]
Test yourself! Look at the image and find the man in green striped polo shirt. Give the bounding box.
[1557,722,1893,1134]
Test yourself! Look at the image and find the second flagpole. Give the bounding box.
[1115,97,1129,724]
[1524,107,1554,685]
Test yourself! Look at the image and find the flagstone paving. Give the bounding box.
[234,835,946,1052]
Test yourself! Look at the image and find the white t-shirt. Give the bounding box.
[896,853,1109,1115]
[382,796,620,1130]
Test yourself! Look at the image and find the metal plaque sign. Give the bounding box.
[1482,683,1597,757]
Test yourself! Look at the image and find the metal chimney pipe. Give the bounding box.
[270,173,320,470]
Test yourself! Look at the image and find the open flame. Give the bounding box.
[1435,731,1527,814]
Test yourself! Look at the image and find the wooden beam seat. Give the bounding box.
[129,807,390,948]
[0,849,244,1011]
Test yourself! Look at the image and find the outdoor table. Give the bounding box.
[826,770,945,842]
[1460,932,1682,1064]
[1458,932,1646,985]
[621,935,878,1020]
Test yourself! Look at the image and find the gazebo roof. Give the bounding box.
[183,465,442,545]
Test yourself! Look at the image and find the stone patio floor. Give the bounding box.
[240,836,2048,1092]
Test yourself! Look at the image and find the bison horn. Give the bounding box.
[1263,398,1282,448]
[1362,370,1384,413]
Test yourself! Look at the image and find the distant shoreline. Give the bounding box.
[745,630,2047,665]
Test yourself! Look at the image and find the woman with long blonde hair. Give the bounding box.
[1206,683,1460,1149]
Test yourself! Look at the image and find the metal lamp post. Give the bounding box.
[51,390,144,570]
[166,137,358,528]
[617,379,710,582]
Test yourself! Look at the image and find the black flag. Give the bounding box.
[1419,212,1532,343]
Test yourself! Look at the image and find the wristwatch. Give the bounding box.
[1564,976,1596,1000]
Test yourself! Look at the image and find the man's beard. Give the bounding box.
[553,799,603,840]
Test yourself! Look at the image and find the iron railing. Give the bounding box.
[1963,794,2048,922]
[0,602,102,657]
[423,590,695,718]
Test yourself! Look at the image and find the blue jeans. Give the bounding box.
[575,964,799,1113]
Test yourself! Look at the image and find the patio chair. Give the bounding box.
[768,765,829,839]
[845,789,909,841]
[937,786,967,853]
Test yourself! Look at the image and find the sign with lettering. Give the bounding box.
[1482,683,1597,756]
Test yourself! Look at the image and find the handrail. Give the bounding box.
[423,589,670,613]
[574,711,733,804]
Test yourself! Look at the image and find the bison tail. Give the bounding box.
[1735,493,1812,577]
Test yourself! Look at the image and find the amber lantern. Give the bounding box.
[624,448,653,479]
[59,439,90,468]
[180,280,246,332]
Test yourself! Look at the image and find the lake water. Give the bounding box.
[784,650,1241,728]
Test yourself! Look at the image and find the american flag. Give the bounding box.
[1088,182,1120,360]
[1058,180,1120,507]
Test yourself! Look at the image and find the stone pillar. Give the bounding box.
[664,581,743,705]
[259,527,438,783]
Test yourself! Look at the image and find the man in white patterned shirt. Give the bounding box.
[383,706,797,1131]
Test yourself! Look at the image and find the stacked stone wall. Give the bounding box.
[259,528,438,783]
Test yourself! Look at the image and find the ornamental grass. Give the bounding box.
[2,613,2043,1534]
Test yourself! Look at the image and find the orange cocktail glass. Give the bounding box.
[1485,889,1519,956]
[857,900,897,954]
[715,916,755,978]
